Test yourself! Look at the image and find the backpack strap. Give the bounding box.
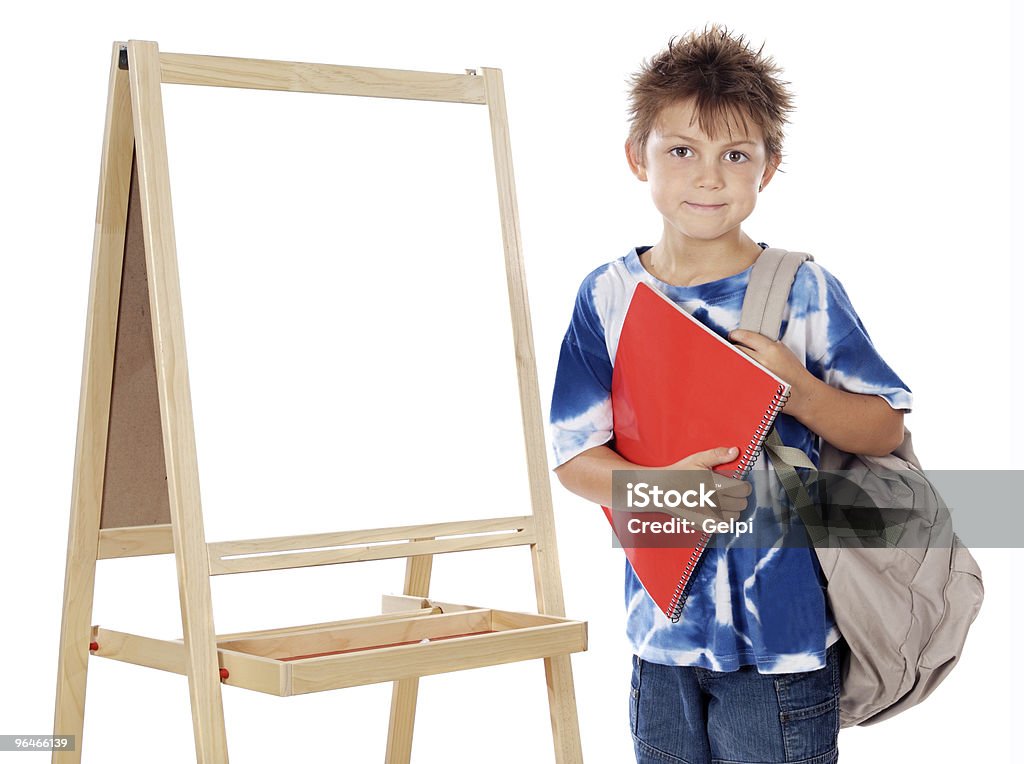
[764,430,830,546]
[738,247,827,541]
[739,247,814,340]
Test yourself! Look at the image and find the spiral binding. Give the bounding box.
[667,529,713,622]
[665,383,791,622]
[732,385,790,479]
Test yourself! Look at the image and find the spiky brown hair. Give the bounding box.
[626,25,794,163]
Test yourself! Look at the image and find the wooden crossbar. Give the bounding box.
[159,51,487,104]
[98,524,174,558]
[218,609,494,659]
[213,607,442,642]
[287,619,584,694]
[207,515,536,575]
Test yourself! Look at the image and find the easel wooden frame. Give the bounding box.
[52,40,585,763]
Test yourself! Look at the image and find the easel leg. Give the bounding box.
[52,505,102,764]
[543,654,584,764]
[532,540,584,764]
[52,41,136,764]
[125,40,230,763]
[481,64,585,764]
[385,547,433,763]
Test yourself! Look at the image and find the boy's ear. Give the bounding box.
[625,139,648,181]
[759,154,781,192]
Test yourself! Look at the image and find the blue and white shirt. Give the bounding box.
[549,245,913,673]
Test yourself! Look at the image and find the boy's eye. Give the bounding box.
[724,150,749,163]
[670,147,693,158]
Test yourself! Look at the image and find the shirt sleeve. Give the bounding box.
[802,264,913,412]
[548,268,615,469]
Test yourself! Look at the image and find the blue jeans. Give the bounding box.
[629,640,842,764]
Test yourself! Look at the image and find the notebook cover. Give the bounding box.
[602,281,791,621]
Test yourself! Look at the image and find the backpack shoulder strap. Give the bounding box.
[739,247,821,507]
[739,247,814,340]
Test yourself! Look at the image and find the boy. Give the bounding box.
[548,26,913,764]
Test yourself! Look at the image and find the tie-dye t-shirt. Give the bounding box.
[549,245,913,674]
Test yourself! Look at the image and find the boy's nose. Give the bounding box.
[695,162,723,190]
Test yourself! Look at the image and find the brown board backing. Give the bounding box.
[99,149,171,529]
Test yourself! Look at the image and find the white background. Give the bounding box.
[2,1,1021,762]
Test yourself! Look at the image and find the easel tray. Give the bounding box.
[90,602,587,697]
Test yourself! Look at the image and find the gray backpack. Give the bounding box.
[738,248,984,727]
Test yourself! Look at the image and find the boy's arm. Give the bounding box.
[554,445,642,508]
[728,328,905,457]
[554,444,749,512]
[785,375,904,456]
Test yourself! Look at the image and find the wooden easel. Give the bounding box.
[52,40,585,763]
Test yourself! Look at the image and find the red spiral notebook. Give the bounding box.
[602,281,791,621]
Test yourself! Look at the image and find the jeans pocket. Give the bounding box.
[629,654,643,736]
[774,645,841,761]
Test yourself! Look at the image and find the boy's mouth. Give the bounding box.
[684,202,726,211]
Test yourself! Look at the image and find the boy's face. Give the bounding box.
[626,99,777,248]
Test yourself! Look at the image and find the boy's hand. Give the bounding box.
[656,446,753,527]
[727,329,814,419]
